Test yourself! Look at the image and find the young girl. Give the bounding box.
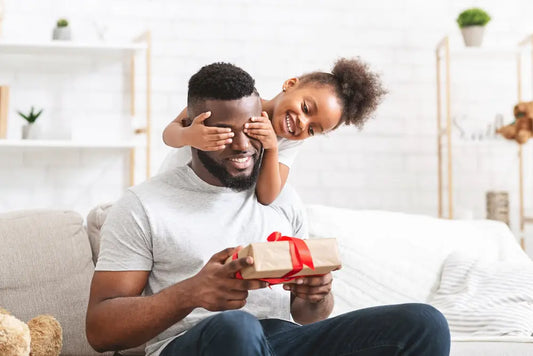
[161,58,386,204]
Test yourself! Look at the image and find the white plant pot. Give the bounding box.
[461,26,485,47]
[53,26,71,41]
[22,123,42,140]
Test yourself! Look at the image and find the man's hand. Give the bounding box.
[284,273,333,304]
[287,273,334,324]
[243,111,278,150]
[184,111,234,151]
[191,247,268,311]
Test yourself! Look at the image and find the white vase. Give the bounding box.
[461,26,485,47]
[53,26,71,41]
[22,123,42,139]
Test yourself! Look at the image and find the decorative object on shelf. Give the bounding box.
[456,8,491,47]
[18,106,43,139]
[486,191,510,226]
[53,18,71,41]
[496,101,533,144]
[92,19,108,41]
[452,113,505,141]
[0,85,9,139]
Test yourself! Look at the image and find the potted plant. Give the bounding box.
[456,8,491,47]
[18,106,43,139]
[53,18,71,40]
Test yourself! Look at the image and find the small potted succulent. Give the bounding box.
[18,106,43,139]
[53,18,71,40]
[456,8,491,47]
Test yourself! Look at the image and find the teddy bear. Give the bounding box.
[0,308,62,356]
[497,101,533,144]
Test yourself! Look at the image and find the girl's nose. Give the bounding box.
[297,116,309,130]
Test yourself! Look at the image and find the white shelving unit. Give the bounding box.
[436,34,533,248]
[0,139,141,149]
[0,32,152,185]
[0,40,147,56]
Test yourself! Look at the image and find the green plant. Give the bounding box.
[17,107,43,124]
[56,18,69,27]
[456,8,491,28]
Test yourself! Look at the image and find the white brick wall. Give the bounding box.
[1,0,533,255]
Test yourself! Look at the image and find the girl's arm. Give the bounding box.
[162,107,189,148]
[163,107,234,151]
[244,112,287,205]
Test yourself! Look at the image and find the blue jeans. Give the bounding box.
[160,303,450,356]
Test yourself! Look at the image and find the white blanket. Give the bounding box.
[429,253,533,337]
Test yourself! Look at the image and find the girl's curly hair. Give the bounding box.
[299,58,387,128]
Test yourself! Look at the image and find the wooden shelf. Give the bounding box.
[0,40,147,56]
[0,139,140,149]
[439,46,520,59]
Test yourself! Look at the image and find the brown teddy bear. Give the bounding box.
[0,308,62,356]
[497,101,533,144]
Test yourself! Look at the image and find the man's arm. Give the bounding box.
[86,248,268,352]
[86,270,197,352]
[287,273,334,325]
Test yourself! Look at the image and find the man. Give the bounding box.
[86,62,450,356]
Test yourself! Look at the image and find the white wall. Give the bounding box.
[1,0,533,251]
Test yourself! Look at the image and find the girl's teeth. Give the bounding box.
[286,115,294,133]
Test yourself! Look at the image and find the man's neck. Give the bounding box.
[188,162,223,187]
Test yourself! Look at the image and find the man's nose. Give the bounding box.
[231,131,250,151]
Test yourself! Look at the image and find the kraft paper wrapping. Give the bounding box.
[227,238,341,279]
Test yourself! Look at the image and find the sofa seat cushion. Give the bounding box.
[0,210,103,355]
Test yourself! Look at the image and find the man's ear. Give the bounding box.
[181,118,192,127]
[282,78,299,91]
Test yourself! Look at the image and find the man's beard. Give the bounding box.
[197,150,262,192]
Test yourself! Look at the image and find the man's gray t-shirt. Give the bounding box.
[96,165,308,356]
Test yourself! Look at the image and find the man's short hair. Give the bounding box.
[187,62,259,114]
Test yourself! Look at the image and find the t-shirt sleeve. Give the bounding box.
[272,184,309,239]
[157,147,192,174]
[95,190,153,271]
[277,138,303,168]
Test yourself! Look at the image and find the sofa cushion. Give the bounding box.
[87,203,113,265]
[0,210,103,355]
[305,205,528,317]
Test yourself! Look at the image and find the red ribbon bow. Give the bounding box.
[232,232,315,285]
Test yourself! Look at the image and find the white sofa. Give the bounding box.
[305,205,533,356]
[2,205,531,355]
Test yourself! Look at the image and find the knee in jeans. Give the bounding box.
[400,304,450,339]
[209,310,263,341]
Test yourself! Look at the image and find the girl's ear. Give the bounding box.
[282,78,299,91]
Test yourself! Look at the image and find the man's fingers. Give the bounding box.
[240,279,269,290]
[210,247,239,263]
[225,299,247,310]
[299,274,333,286]
[227,289,248,301]
[191,111,212,124]
[225,256,253,274]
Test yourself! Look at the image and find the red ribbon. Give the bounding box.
[232,232,315,285]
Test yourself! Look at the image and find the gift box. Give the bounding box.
[227,233,341,282]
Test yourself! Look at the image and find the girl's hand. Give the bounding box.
[185,111,234,151]
[243,111,278,150]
